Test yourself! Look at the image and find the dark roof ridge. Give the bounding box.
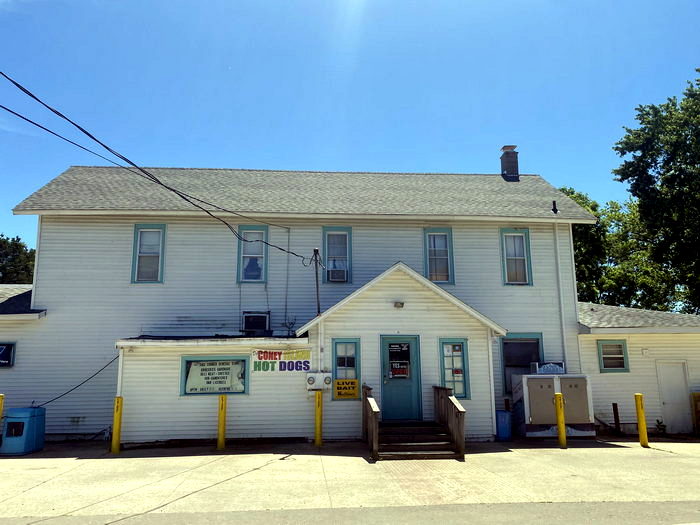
[67,165,542,177]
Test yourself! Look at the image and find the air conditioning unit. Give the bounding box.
[328,269,347,282]
[242,311,271,337]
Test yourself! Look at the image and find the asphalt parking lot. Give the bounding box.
[1,438,699,524]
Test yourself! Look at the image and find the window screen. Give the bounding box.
[241,230,265,281]
[134,227,164,282]
[598,341,628,370]
[504,233,528,284]
[428,233,450,282]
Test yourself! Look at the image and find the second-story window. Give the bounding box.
[501,228,532,285]
[132,224,165,283]
[323,227,352,283]
[238,225,268,283]
[424,228,454,284]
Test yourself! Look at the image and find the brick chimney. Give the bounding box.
[500,145,519,180]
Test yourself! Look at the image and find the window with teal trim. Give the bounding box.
[500,228,532,285]
[323,227,352,283]
[238,225,268,283]
[132,224,165,283]
[333,338,360,399]
[424,228,454,284]
[597,340,629,372]
[440,339,469,398]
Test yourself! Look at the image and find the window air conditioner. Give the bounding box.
[328,269,347,282]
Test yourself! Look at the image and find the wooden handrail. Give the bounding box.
[362,384,380,461]
[433,385,466,458]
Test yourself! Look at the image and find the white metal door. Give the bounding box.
[656,361,693,434]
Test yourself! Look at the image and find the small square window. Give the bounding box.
[597,340,629,372]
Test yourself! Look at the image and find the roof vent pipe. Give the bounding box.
[500,145,519,181]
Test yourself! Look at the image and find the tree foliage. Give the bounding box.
[613,70,700,312]
[560,188,678,310]
[0,234,35,284]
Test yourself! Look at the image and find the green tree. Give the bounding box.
[560,187,607,302]
[613,70,700,312]
[0,234,35,284]
[560,189,678,309]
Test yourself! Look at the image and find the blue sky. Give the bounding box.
[1,0,698,247]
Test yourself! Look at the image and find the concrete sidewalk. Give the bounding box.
[1,439,699,523]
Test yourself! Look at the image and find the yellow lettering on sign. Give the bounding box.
[334,379,359,399]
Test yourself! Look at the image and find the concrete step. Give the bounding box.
[379,432,449,444]
[379,425,447,435]
[377,450,463,460]
[379,441,454,452]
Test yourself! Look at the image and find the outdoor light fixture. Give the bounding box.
[324,376,332,386]
[394,301,405,309]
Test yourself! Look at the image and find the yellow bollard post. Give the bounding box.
[0,394,4,427]
[314,390,323,447]
[110,396,123,454]
[554,392,567,449]
[217,394,227,451]
[635,393,649,448]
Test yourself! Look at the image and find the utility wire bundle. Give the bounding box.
[0,71,319,267]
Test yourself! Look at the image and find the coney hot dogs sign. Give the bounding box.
[253,349,312,373]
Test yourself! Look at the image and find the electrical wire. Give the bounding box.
[37,355,119,407]
[0,71,314,265]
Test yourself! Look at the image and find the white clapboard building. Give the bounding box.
[1,146,697,449]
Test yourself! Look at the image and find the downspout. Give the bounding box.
[318,320,325,372]
[553,221,570,370]
[568,223,583,372]
[487,329,497,436]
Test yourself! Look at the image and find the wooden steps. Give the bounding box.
[377,421,463,460]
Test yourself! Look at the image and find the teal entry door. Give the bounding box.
[381,335,422,421]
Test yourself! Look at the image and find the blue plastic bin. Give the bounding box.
[0,407,46,455]
[496,409,512,441]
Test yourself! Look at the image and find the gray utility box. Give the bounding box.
[512,374,595,438]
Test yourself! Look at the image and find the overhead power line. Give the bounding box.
[0,71,316,266]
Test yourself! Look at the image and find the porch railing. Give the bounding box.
[433,385,466,458]
[362,384,380,461]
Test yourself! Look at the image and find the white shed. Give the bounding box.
[578,302,700,434]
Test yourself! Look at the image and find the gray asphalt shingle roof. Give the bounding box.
[0,284,42,315]
[14,166,595,221]
[578,302,700,329]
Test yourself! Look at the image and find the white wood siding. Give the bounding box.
[1,215,579,435]
[579,333,700,431]
[120,343,314,442]
[317,270,495,440]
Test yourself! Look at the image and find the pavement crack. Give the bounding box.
[319,450,334,509]
[102,454,290,524]
[0,453,107,506]
[25,454,227,524]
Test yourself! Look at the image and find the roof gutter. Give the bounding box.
[13,209,597,225]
